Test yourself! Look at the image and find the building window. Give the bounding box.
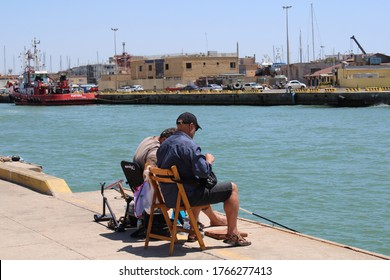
[230,62,236,69]
[165,64,169,70]
[353,73,379,79]
[139,66,143,72]
[186,63,192,69]
[148,65,152,71]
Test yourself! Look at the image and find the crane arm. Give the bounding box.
[350,35,367,55]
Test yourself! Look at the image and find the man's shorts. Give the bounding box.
[189,181,233,206]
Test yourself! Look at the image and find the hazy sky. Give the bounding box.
[1,0,388,74]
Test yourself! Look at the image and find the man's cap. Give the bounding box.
[176,112,202,130]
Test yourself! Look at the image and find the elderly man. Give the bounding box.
[133,127,226,232]
[157,112,250,246]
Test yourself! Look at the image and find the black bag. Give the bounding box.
[200,171,218,189]
[130,210,169,239]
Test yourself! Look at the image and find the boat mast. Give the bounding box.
[3,46,5,75]
[311,3,315,61]
[299,29,303,63]
[32,38,41,71]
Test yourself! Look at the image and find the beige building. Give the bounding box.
[99,52,239,90]
[132,52,238,82]
[239,56,257,77]
[337,65,390,88]
[68,76,88,85]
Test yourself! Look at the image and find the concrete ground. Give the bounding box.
[0,178,388,260]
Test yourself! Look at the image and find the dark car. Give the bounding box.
[181,84,199,91]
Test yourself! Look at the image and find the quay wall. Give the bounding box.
[96,91,390,107]
[0,160,72,196]
[3,90,390,107]
[0,94,11,103]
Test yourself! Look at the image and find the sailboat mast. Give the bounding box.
[311,3,315,61]
[299,29,303,63]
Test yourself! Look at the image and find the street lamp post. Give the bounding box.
[320,45,325,60]
[283,6,292,81]
[111,27,118,90]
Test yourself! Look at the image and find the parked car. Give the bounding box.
[242,82,263,91]
[129,85,144,91]
[200,84,223,92]
[285,80,306,89]
[118,85,144,92]
[180,84,199,91]
[118,86,132,92]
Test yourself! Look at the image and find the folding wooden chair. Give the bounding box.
[145,165,206,255]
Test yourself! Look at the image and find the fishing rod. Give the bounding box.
[239,207,299,233]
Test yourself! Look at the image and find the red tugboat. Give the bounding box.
[10,38,96,106]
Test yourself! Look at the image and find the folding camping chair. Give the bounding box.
[145,165,206,255]
[120,160,144,193]
[93,161,144,231]
[119,160,144,229]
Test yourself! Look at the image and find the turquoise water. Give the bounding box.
[1,103,389,256]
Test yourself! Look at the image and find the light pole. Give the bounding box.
[111,27,118,90]
[283,6,292,81]
[320,45,325,60]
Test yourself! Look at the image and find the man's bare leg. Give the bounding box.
[201,206,227,226]
[223,182,240,236]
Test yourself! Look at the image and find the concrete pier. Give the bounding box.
[0,160,389,260]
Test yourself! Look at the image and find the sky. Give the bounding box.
[1,0,389,74]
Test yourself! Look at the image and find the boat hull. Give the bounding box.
[12,93,96,106]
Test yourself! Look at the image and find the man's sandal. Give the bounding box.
[223,234,251,247]
[187,234,197,242]
[197,222,205,230]
[187,222,204,242]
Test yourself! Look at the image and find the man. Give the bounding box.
[133,128,176,170]
[157,112,251,246]
[133,127,226,228]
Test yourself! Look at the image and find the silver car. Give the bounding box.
[200,84,223,91]
[129,85,144,91]
[285,80,306,89]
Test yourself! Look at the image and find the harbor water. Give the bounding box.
[1,103,389,256]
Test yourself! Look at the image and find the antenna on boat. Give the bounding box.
[31,38,41,71]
